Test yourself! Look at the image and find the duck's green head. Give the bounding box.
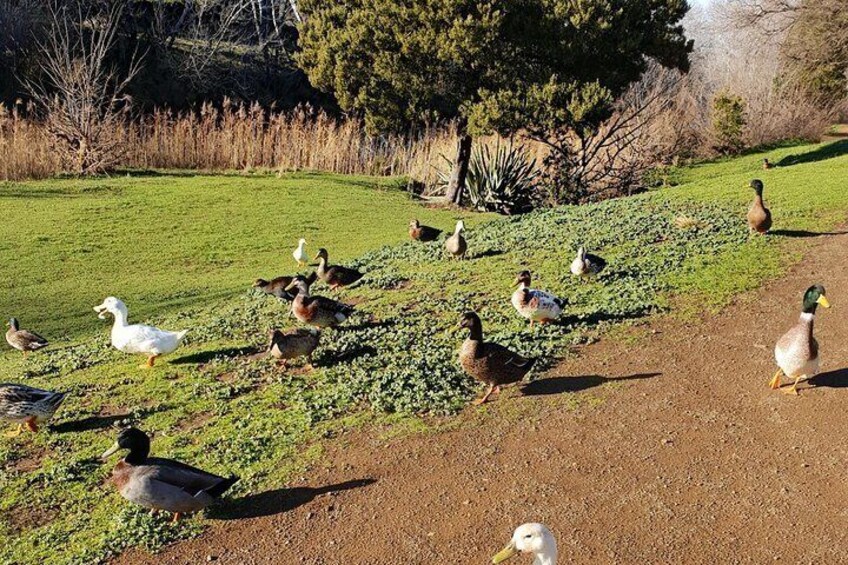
[101,427,151,464]
[802,284,830,314]
[750,179,764,196]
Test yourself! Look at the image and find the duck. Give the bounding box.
[5,318,49,357]
[459,311,537,404]
[492,523,557,565]
[253,272,318,301]
[763,158,773,170]
[285,277,354,328]
[747,179,772,234]
[0,384,66,437]
[570,247,606,279]
[94,297,189,368]
[292,238,308,267]
[101,427,238,523]
[253,328,321,366]
[314,248,364,289]
[445,220,467,260]
[409,219,442,242]
[511,271,565,327]
[770,284,830,395]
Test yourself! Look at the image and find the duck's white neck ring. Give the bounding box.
[800,312,815,322]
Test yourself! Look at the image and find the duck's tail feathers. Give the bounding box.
[175,330,190,342]
[554,297,567,309]
[207,475,239,498]
[47,391,67,409]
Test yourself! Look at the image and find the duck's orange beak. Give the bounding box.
[817,296,831,308]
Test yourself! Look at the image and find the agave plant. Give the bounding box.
[465,141,540,215]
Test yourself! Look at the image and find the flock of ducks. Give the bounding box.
[0,172,837,560]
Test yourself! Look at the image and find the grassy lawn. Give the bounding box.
[1,140,847,564]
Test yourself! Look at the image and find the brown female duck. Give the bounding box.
[101,427,238,523]
[314,248,364,289]
[747,179,772,234]
[6,318,48,357]
[459,312,536,404]
[409,219,442,242]
[258,328,320,366]
[285,277,355,328]
[0,384,66,436]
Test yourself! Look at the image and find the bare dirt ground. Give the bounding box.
[117,227,848,564]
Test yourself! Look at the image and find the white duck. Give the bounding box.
[570,246,607,279]
[492,523,557,565]
[511,270,565,327]
[94,297,188,368]
[293,238,308,267]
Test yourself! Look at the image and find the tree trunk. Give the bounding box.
[445,133,473,206]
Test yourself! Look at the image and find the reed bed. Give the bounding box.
[0,100,460,184]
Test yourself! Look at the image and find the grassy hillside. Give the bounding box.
[1,140,847,564]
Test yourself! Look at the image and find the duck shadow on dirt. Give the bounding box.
[809,368,848,388]
[769,229,848,239]
[211,478,377,520]
[522,372,661,396]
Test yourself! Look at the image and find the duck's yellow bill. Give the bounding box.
[100,442,120,460]
[492,542,518,563]
[817,296,831,308]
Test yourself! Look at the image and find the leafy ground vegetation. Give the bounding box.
[2,140,848,564]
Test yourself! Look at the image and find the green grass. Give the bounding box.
[2,140,848,564]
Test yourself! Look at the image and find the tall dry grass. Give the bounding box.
[0,100,460,183]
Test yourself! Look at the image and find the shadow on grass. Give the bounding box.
[809,368,848,388]
[321,345,378,367]
[337,319,395,332]
[770,229,848,238]
[52,413,131,433]
[776,140,848,167]
[472,249,505,259]
[521,372,661,396]
[171,346,258,365]
[211,478,377,520]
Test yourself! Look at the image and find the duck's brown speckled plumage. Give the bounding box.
[6,318,48,355]
[0,384,66,432]
[409,219,442,242]
[267,328,320,361]
[747,179,772,234]
[315,249,363,289]
[459,312,536,404]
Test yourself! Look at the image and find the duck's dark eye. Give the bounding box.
[524,534,533,539]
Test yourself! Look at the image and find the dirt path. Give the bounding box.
[117,228,848,564]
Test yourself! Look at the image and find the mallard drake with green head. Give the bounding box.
[0,384,66,437]
[409,219,442,242]
[6,318,48,357]
[511,271,566,327]
[445,220,467,260]
[459,312,536,405]
[314,248,364,289]
[570,247,606,279]
[770,284,830,395]
[285,277,354,328]
[747,179,772,234]
[101,427,239,523]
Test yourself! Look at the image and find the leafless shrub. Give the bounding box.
[26,1,142,175]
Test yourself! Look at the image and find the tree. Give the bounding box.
[296,0,692,205]
[27,1,142,175]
